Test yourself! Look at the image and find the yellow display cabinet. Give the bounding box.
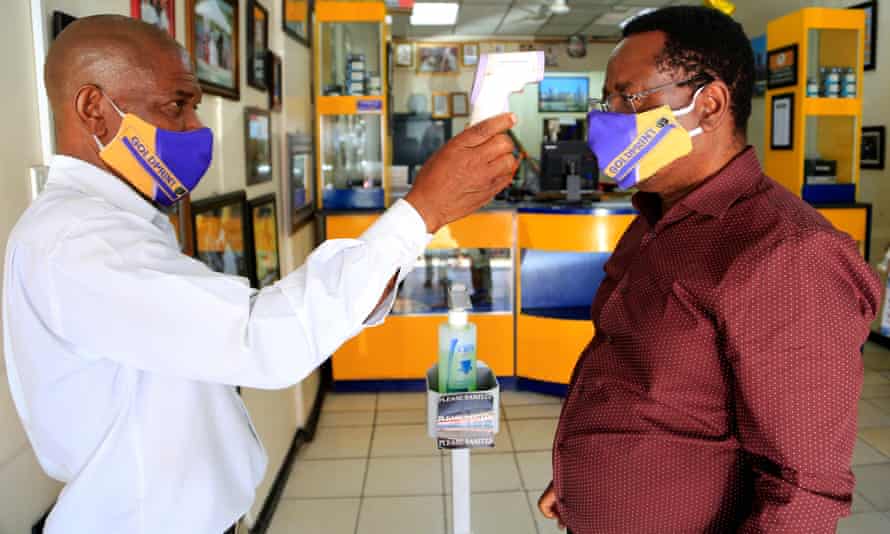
[314,2,390,210]
[764,8,865,201]
[326,211,516,386]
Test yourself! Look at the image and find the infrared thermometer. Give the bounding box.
[469,51,546,126]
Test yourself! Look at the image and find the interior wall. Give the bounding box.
[0,0,318,530]
[0,5,64,533]
[393,39,615,141]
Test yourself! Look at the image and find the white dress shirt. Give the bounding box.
[2,155,431,534]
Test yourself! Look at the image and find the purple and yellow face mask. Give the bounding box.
[587,87,703,190]
[94,94,213,207]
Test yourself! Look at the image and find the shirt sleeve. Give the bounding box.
[719,229,882,533]
[41,199,431,389]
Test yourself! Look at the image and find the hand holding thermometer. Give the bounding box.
[469,51,546,126]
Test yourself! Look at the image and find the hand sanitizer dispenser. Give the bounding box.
[438,283,477,393]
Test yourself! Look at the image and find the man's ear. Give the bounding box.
[74,85,109,142]
[697,80,732,134]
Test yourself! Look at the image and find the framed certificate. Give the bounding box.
[771,93,794,150]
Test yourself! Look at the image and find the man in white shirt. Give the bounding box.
[3,15,518,534]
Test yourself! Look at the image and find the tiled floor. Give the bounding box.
[269,342,890,534]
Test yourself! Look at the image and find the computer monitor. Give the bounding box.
[392,113,452,182]
[540,140,598,193]
[543,118,586,143]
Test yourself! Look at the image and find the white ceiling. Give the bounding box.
[388,0,703,39]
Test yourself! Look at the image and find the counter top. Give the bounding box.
[322,199,638,216]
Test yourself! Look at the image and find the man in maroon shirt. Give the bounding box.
[537,6,882,533]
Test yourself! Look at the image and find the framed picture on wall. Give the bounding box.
[248,194,281,288]
[861,126,886,170]
[770,93,794,151]
[187,0,240,100]
[131,0,175,37]
[51,11,77,40]
[286,133,315,233]
[267,51,283,111]
[417,44,459,74]
[283,0,312,47]
[395,42,414,68]
[462,43,479,67]
[750,34,767,97]
[168,195,195,256]
[451,92,469,117]
[766,44,798,90]
[245,108,273,185]
[246,0,269,91]
[432,92,451,118]
[192,191,256,287]
[851,1,878,71]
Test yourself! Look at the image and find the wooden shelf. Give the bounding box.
[803,97,862,116]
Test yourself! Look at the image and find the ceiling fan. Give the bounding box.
[517,0,571,22]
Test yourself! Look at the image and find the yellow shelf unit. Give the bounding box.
[764,8,866,198]
[314,2,390,210]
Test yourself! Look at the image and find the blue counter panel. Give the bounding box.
[323,188,385,209]
[520,250,610,313]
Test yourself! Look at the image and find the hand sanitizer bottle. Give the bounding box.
[438,283,477,393]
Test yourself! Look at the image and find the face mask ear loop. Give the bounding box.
[672,85,706,117]
[101,91,126,118]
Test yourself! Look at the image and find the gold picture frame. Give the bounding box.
[432,92,451,118]
[417,43,460,74]
[450,92,469,117]
[461,42,479,67]
[395,41,415,68]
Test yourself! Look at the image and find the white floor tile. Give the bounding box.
[370,424,440,457]
[527,490,566,534]
[323,393,377,412]
[853,463,890,511]
[837,512,890,534]
[853,438,889,466]
[504,403,564,420]
[859,400,890,428]
[376,409,427,426]
[319,410,375,428]
[268,498,359,534]
[445,492,537,534]
[377,392,427,411]
[364,456,443,496]
[508,418,558,452]
[301,426,373,460]
[357,496,445,534]
[516,451,553,491]
[444,452,522,493]
[501,391,564,407]
[284,458,366,499]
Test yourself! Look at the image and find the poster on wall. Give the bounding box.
[248,194,280,289]
[851,1,878,71]
[187,0,240,100]
[131,0,175,37]
[417,44,459,74]
[283,0,312,47]
[771,93,794,150]
[246,0,269,90]
[767,44,798,90]
[861,126,886,170]
[192,191,256,287]
[244,108,273,185]
[750,34,767,97]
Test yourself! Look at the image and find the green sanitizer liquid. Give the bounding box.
[438,283,477,393]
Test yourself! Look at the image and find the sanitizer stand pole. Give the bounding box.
[452,449,471,534]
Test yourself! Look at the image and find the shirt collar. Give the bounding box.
[631,147,764,226]
[46,155,162,222]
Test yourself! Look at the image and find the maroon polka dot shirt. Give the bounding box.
[552,148,883,534]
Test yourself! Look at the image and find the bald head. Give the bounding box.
[47,15,203,166]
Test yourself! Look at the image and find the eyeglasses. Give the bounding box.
[589,74,713,113]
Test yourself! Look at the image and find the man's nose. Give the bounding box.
[184,110,205,131]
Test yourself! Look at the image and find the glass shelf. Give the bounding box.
[806,28,861,100]
[320,113,384,209]
[319,21,382,97]
[804,114,859,186]
[391,248,513,315]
